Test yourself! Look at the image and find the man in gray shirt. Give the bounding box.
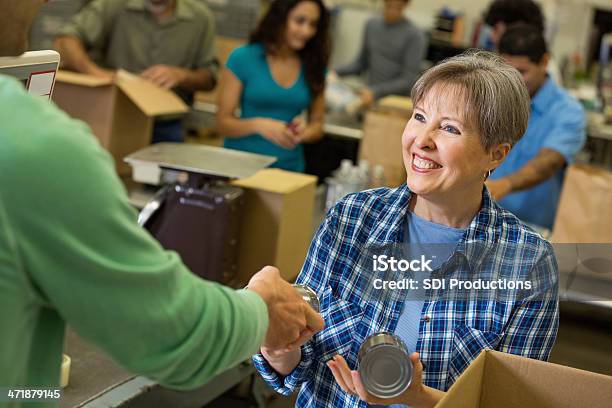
[336,0,426,107]
[55,0,218,143]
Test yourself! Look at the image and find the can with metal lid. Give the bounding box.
[358,332,413,398]
[293,284,320,313]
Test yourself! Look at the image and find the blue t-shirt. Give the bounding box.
[223,43,312,172]
[386,211,465,408]
[395,211,466,353]
[490,78,586,229]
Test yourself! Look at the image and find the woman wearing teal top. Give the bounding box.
[217,0,330,172]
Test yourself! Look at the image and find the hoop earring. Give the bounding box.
[485,169,492,180]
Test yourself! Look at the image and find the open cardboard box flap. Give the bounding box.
[115,75,188,117]
[437,349,612,408]
[55,69,188,117]
[56,70,113,87]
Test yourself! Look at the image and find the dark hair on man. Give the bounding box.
[250,0,330,97]
[484,0,544,32]
[498,23,548,64]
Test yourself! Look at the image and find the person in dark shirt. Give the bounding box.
[335,0,426,108]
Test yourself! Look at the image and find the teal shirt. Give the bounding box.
[0,75,268,407]
[223,43,311,172]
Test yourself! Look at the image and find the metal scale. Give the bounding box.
[125,143,275,286]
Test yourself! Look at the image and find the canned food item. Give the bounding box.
[293,284,320,313]
[358,332,413,398]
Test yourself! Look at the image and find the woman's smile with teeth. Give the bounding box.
[413,154,442,169]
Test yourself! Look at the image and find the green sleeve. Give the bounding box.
[56,0,124,49]
[1,82,268,389]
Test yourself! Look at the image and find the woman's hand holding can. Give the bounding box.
[327,353,433,407]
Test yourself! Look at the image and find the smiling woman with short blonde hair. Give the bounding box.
[253,51,559,408]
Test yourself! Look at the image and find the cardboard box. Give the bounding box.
[549,165,612,302]
[376,95,413,117]
[359,109,409,188]
[231,169,316,284]
[551,164,612,243]
[52,70,188,175]
[437,349,612,408]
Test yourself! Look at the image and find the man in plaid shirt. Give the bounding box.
[253,52,559,407]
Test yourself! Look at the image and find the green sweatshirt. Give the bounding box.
[0,75,268,408]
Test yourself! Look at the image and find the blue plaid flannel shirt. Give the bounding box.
[253,184,559,407]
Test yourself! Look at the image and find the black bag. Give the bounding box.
[140,182,244,285]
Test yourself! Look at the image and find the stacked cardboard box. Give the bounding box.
[232,169,317,284]
[359,105,411,188]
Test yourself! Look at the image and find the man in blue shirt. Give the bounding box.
[487,23,586,229]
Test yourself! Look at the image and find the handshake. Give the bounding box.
[247,266,324,351]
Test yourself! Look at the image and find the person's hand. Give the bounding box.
[256,118,300,149]
[287,117,308,143]
[140,64,186,89]
[486,178,512,201]
[327,70,340,83]
[247,266,325,350]
[327,353,428,406]
[359,88,375,108]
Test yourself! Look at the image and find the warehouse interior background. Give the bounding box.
[9,0,612,406]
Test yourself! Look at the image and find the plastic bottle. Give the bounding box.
[346,167,364,194]
[324,177,339,212]
[370,165,386,189]
[358,160,371,189]
[334,159,353,180]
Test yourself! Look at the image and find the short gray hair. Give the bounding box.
[411,50,530,151]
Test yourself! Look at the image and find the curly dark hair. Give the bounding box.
[484,0,544,32]
[249,0,330,97]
